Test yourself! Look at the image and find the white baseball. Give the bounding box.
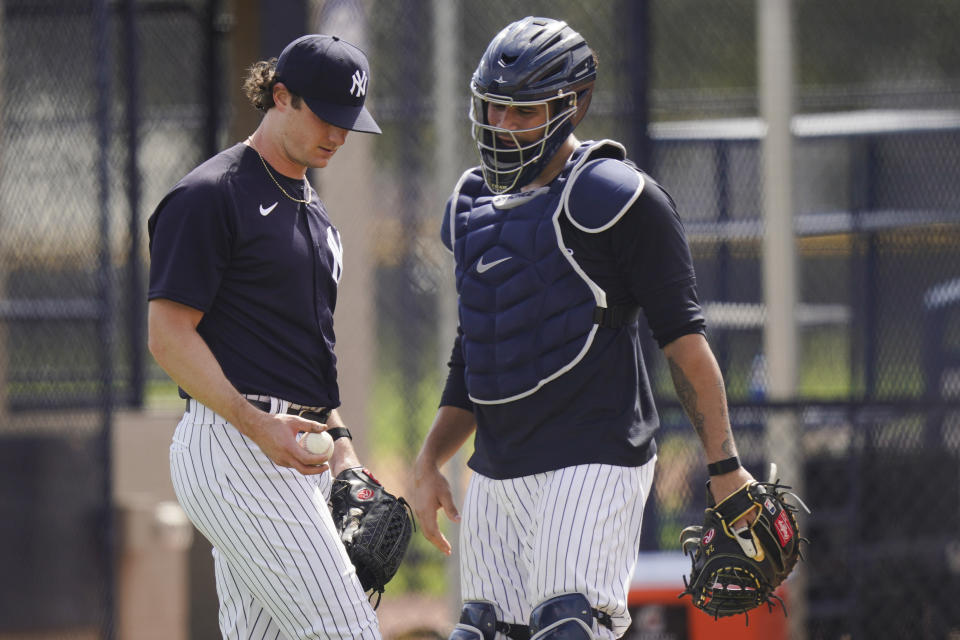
[302,431,334,457]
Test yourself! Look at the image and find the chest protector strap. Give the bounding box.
[594,305,641,328]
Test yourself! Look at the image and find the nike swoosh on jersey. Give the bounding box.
[259,202,278,216]
[476,255,512,273]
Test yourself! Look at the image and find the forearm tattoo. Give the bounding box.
[668,357,736,455]
[716,382,735,457]
[668,357,705,439]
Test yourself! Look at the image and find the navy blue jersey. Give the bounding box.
[440,142,704,479]
[148,143,343,408]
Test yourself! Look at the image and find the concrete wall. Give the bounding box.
[112,406,195,640]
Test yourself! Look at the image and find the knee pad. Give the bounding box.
[449,625,485,640]
[449,601,501,640]
[529,593,601,640]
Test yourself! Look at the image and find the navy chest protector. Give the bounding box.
[444,140,645,404]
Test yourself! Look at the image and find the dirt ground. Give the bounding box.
[376,594,454,640]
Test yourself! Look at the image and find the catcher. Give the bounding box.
[679,463,809,620]
[413,16,781,640]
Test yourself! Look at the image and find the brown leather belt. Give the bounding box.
[184,397,351,440]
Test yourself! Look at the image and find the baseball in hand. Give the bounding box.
[302,431,334,458]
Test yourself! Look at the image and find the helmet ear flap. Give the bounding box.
[569,82,595,129]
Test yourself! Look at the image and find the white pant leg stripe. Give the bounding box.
[217,475,315,635]
[527,463,653,638]
[460,477,485,599]
[214,557,233,635]
[243,595,257,638]
[592,466,623,601]
[464,477,503,600]
[563,466,597,593]
[196,425,300,635]
[215,549,285,640]
[271,467,368,627]
[592,467,626,612]
[502,474,537,524]
[214,426,370,635]
[568,465,607,593]
[538,466,569,593]
[461,474,526,623]
[500,476,535,573]
[174,416,359,639]
[250,605,265,637]
[222,469,363,635]
[541,469,590,604]
[600,464,650,632]
[489,482,527,620]
[173,415,287,636]
[496,474,547,622]
[542,467,569,592]
[594,465,640,622]
[198,427,294,624]
[248,596,284,640]
[173,420,245,553]
[567,464,598,591]
[172,416,270,629]
[245,445,370,630]
[620,462,654,609]
[222,425,379,640]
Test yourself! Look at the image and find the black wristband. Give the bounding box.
[326,427,352,441]
[707,456,741,476]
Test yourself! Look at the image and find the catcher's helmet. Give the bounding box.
[470,17,597,193]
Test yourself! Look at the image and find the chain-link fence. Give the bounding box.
[1,0,120,635]
[3,0,959,638]
[0,0,215,637]
[359,2,960,639]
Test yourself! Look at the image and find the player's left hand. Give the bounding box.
[708,467,757,527]
[679,468,809,619]
[329,468,414,598]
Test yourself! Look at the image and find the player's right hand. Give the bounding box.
[246,412,333,475]
[412,462,460,555]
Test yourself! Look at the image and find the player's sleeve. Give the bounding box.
[438,189,470,408]
[611,179,706,347]
[147,178,233,312]
[439,327,473,411]
[439,193,456,253]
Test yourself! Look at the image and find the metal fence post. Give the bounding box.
[758,1,806,638]
[94,0,116,636]
[123,0,144,409]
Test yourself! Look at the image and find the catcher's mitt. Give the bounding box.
[678,465,809,620]
[330,467,414,601]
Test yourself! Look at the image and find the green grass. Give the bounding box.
[146,376,183,408]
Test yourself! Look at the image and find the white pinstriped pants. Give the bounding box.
[170,400,381,640]
[459,460,656,639]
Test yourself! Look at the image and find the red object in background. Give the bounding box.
[623,552,788,640]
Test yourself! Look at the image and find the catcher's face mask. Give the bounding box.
[470,90,578,194]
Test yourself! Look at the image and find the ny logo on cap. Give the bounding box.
[350,69,368,97]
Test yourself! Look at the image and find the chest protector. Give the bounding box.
[444,140,644,404]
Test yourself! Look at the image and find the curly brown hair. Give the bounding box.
[242,58,303,112]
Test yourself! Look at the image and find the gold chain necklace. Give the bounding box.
[249,141,312,205]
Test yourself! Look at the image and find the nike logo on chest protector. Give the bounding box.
[476,255,512,273]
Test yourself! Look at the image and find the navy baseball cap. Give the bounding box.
[275,34,381,134]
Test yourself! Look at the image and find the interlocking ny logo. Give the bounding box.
[350,69,368,97]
